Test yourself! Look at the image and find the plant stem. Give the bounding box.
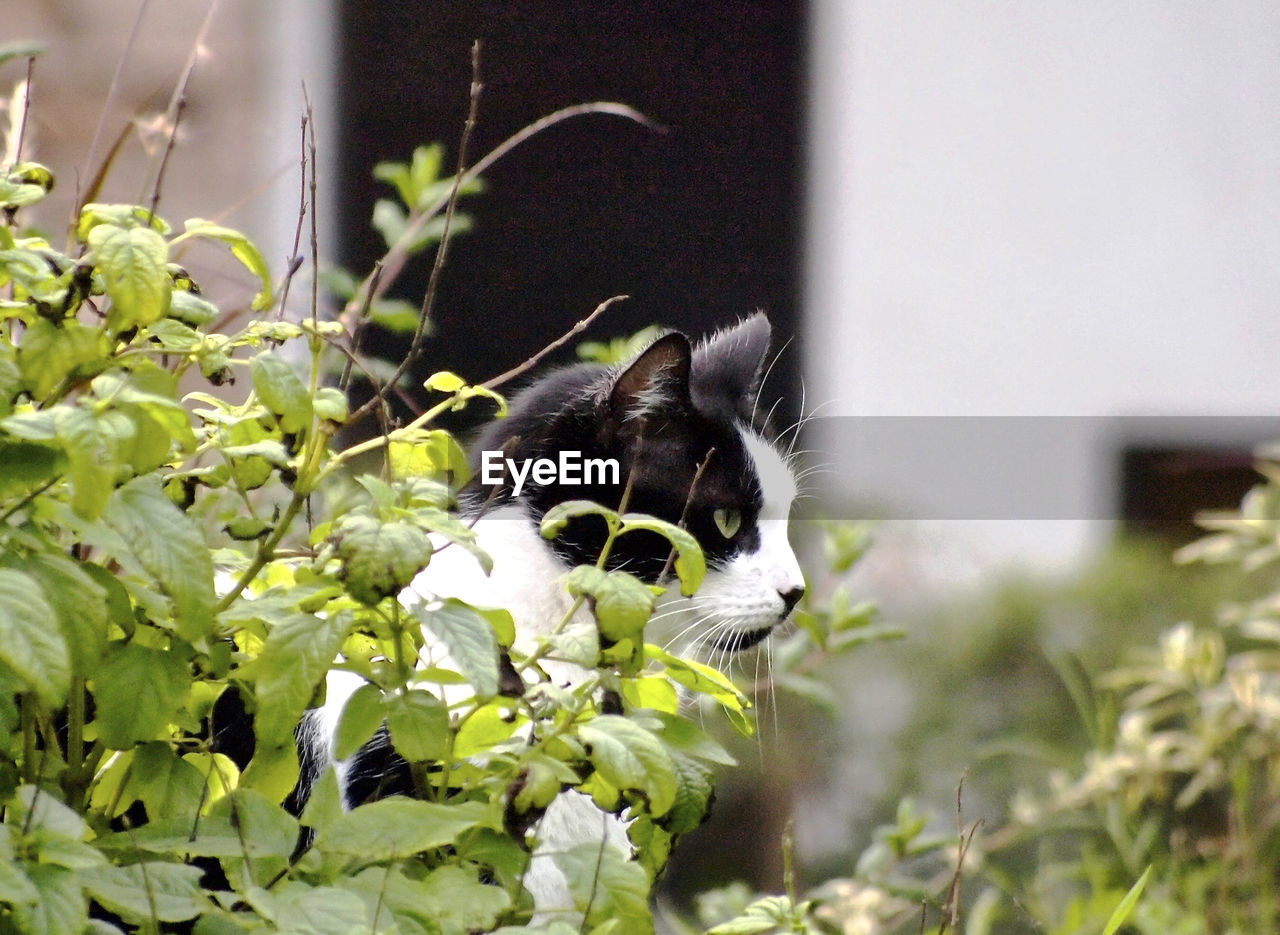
[64,677,86,810]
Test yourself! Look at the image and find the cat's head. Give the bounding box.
[471,313,804,655]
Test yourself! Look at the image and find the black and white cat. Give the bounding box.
[302,313,805,915]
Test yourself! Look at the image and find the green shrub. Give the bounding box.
[0,54,877,934]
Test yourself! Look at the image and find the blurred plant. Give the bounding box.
[991,457,1280,934]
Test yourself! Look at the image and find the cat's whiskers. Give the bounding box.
[751,334,793,426]
[779,396,836,461]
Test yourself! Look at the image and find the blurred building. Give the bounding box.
[6,0,334,314]
[807,1,1280,570]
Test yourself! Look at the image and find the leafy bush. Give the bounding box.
[991,474,1280,935]
[0,53,877,935]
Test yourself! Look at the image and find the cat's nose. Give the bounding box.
[779,585,805,616]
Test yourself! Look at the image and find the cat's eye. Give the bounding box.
[713,507,742,539]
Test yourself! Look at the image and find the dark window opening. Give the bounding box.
[1120,445,1261,544]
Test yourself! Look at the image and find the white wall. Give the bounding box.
[805,1,1280,567]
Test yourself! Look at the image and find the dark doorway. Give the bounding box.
[335,1,807,432]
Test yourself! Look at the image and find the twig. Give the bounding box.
[305,84,320,333]
[938,774,981,935]
[339,261,382,393]
[13,56,34,165]
[341,100,659,328]
[274,107,310,323]
[481,293,628,391]
[79,0,150,225]
[346,39,483,426]
[147,0,216,219]
[657,445,716,586]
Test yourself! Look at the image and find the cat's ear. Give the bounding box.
[606,331,692,424]
[691,312,772,419]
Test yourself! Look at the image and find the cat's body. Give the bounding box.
[298,314,804,917]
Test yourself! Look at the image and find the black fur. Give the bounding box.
[464,314,776,581]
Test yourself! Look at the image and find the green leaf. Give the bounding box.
[10,785,89,840]
[11,864,86,935]
[77,203,171,239]
[92,642,190,748]
[333,514,431,606]
[0,439,63,499]
[386,690,449,762]
[0,858,38,905]
[706,896,797,935]
[423,370,466,393]
[566,565,655,645]
[651,712,736,766]
[90,743,208,821]
[452,701,524,758]
[0,41,46,68]
[0,348,19,411]
[90,368,197,452]
[412,598,499,697]
[241,739,299,802]
[388,429,469,485]
[646,646,749,714]
[540,500,619,540]
[772,672,839,717]
[579,715,677,816]
[333,682,385,761]
[619,514,705,596]
[102,475,215,641]
[0,551,107,672]
[28,830,104,871]
[313,386,348,423]
[0,569,70,706]
[81,862,208,924]
[181,219,272,310]
[99,790,299,860]
[299,766,344,837]
[0,178,47,209]
[274,882,369,935]
[555,841,653,935]
[250,351,313,435]
[662,751,715,834]
[141,317,202,351]
[166,288,220,326]
[15,318,108,400]
[88,223,172,330]
[1102,865,1152,935]
[317,797,491,860]
[255,611,347,747]
[54,407,131,519]
[413,864,512,935]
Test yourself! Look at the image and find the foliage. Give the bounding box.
[992,467,1280,935]
[0,61,880,934]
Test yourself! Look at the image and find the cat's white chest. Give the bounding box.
[406,503,585,653]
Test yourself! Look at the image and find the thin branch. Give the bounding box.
[305,83,320,332]
[147,0,218,218]
[76,122,135,232]
[657,445,716,586]
[342,100,660,327]
[275,107,310,323]
[13,56,34,165]
[347,39,483,426]
[481,293,627,391]
[339,261,382,392]
[938,774,980,935]
[79,0,151,224]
